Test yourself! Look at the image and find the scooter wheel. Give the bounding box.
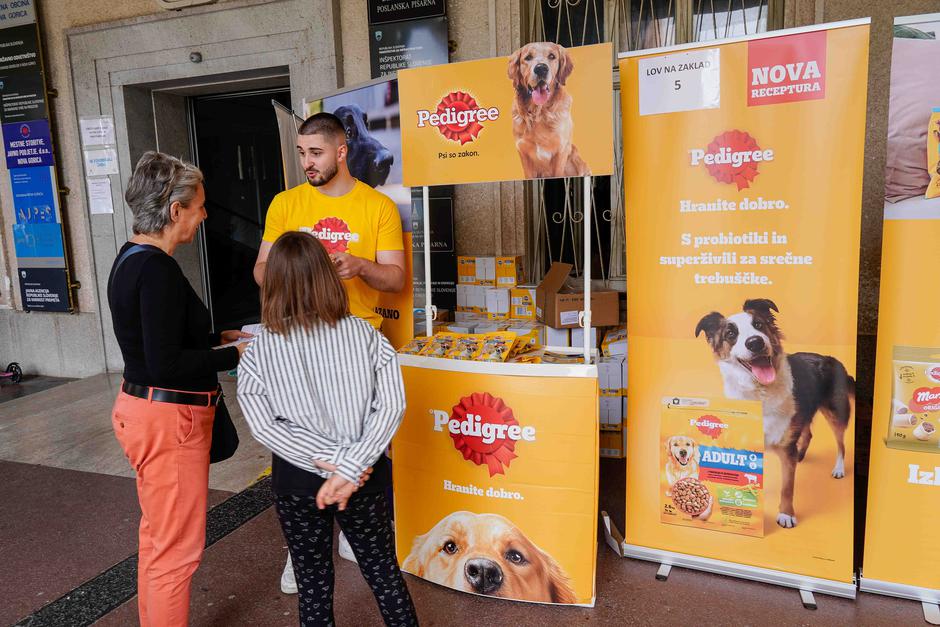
[6,362,22,384]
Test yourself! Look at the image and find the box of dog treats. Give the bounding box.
[887,346,940,452]
[660,397,765,537]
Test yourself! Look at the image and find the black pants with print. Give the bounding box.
[275,491,418,627]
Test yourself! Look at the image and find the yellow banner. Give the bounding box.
[622,23,869,583]
[393,363,598,605]
[862,21,940,597]
[399,43,613,186]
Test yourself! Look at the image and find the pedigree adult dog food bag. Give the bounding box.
[660,397,765,538]
[888,346,940,452]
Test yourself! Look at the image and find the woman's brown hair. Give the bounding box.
[261,231,348,334]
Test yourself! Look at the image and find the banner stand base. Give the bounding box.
[621,543,857,601]
[600,512,624,557]
[799,589,818,610]
[860,577,940,624]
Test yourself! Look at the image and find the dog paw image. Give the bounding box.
[776,513,798,528]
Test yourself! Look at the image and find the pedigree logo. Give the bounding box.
[911,387,940,412]
[416,91,499,145]
[927,365,940,383]
[431,392,535,476]
[689,130,772,190]
[691,415,728,440]
[302,217,360,254]
[747,30,826,106]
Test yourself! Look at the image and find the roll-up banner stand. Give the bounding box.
[618,20,870,599]
[393,42,613,606]
[860,13,940,623]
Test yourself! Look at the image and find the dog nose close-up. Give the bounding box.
[374,149,393,174]
[534,63,549,78]
[465,558,503,595]
[744,336,765,353]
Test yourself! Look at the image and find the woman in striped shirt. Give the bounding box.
[237,231,418,626]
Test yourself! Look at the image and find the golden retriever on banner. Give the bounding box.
[507,42,590,179]
[402,511,577,604]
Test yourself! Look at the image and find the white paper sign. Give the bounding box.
[84,148,119,176]
[86,177,114,215]
[79,116,116,147]
[638,48,720,116]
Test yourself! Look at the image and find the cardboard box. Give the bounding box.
[455,311,487,323]
[485,287,510,320]
[598,355,626,429]
[510,285,537,320]
[544,325,570,347]
[600,429,626,459]
[535,262,620,329]
[458,256,495,286]
[496,256,524,287]
[570,327,598,350]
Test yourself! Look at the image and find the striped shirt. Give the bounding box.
[236,315,405,485]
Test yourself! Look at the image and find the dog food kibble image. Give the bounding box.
[671,478,711,516]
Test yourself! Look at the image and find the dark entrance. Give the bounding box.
[190,88,291,332]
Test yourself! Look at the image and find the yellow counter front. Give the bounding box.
[392,354,599,606]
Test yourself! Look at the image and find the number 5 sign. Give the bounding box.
[638,48,720,116]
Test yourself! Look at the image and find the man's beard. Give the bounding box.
[306,162,338,187]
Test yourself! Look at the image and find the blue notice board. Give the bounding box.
[2,118,53,168]
[11,166,57,223]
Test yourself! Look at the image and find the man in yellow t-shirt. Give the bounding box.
[252,112,405,329]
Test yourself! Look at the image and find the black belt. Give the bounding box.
[122,381,222,407]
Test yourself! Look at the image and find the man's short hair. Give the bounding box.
[298,112,346,142]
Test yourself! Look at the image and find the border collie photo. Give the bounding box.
[695,299,853,529]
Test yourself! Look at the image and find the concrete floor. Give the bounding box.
[0,374,930,626]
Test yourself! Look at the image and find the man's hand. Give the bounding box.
[316,474,357,511]
[330,252,367,280]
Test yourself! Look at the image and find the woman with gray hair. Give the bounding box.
[107,151,251,626]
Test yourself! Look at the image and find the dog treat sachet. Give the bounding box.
[660,397,765,537]
[888,346,940,452]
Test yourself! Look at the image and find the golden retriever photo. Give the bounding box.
[507,42,590,179]
[664,435,700,497]
[402,511,577,604]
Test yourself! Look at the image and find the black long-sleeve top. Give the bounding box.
[107,242,239,392]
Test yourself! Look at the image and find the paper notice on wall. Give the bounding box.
[83,148,119,176]
[638,48,720,116]
[79,116,115,147]
[86,177,113,215]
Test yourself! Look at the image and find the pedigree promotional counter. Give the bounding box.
[390,43,615,607]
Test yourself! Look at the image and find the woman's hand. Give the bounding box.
[220,329,254,345]
[314,460,373,487]
[316,475,357,510]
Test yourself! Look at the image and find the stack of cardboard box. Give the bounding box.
[598,328,627,459]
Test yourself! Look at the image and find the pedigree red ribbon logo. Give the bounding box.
[416,91,500,145]
[910,387,940,413]
[689,130,772,190]
[747,30,826,107]
[431,392,535,476]
[691,415,727,440]
[927,366,940,383]
[303,217,360,254]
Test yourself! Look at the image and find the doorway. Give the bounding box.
[190,88,292,332]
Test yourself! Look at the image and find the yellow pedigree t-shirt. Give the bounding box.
[262,181,404,329]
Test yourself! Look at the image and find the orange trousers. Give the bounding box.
[112,389,215,627]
